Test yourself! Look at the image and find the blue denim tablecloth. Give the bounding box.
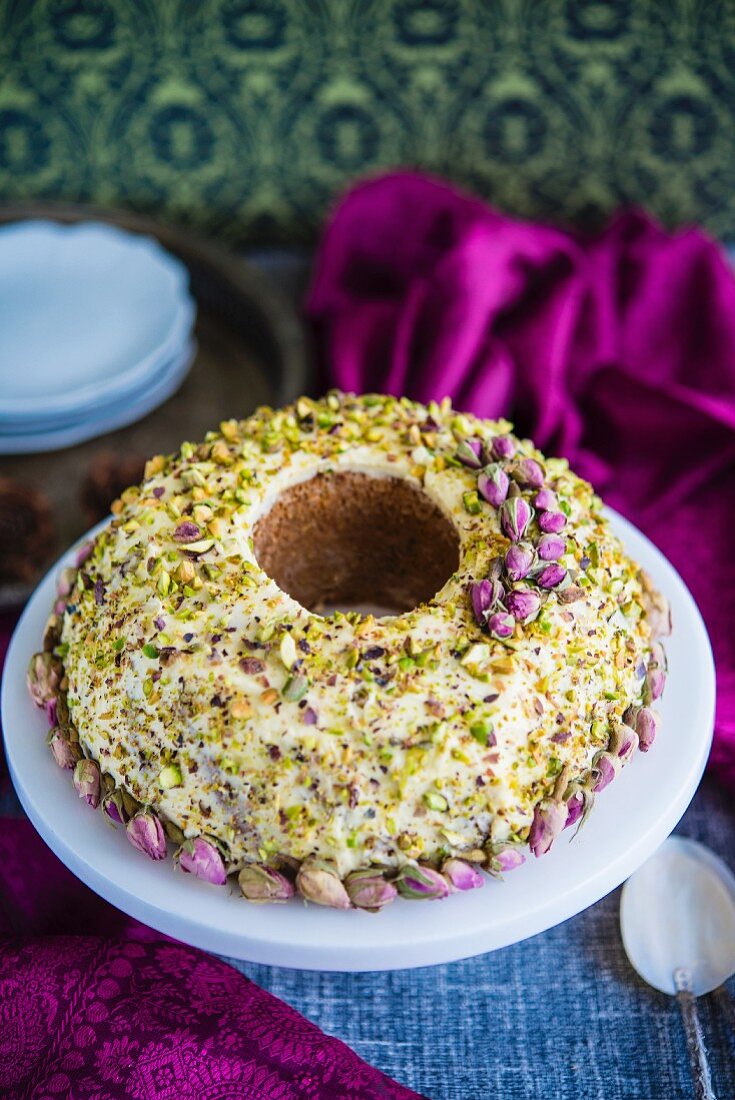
[229,776,735,1100]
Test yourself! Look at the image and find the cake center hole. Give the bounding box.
[253,472,460,616]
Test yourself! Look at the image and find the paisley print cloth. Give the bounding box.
[0,936,425,1100]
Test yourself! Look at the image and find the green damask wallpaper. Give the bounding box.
[1,0,734,244]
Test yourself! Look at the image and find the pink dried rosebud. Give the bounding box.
[396,864,451,900]
[617,726,639,763]
[442,859,484,892]
[47,728,80,769]
[470,579,494,627]
[344,868,398,910]
[528,798,568,857]
[73,759,101,808]
[296,860,351,908]
[512,457,544,490]
[455,438,484,469]
[491,435,516,461]
[179,837,227,885]
[538,510,567,534]
[500,496,533,542]
[640,572,672,638]
[56,566,77,599]
[27,652,61,709]
[103,789,128,825]
[644,666,665,703]
[504,586,542,622]
[534,487,557,511]
[486,846,526,876]
[537,563,567,589]
[75,541,94,566]
[239,863,295,903]
[537,533,566,561]
[504,542,535,582]
[487,611,515,640]
[126,811,167,860]
[173,521,202,543]
[564,792,584,829]
[478,463,509,507]
[592,752,619,792]
[635,707,659,752]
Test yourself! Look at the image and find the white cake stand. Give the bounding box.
[1,511,715,971]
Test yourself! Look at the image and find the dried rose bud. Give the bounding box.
[56,566,77,599]
[643,666,665,703]
[470,579,494,627]
[487,611,515,639]
[534,487,558,511]
[564,792,584,829]
[455,438,484,469]
[592,752,619,792]
[74,541,94,567]
[478,464,509,508]
[442,859,484,892]
[239,863,295,903]
[42,612,61,653]
[173,521,202,543]
[536,563,567,589]
[486,845,526,877]
[296,860,351,908]
[47,728,80,769]
[504,542,535,582]
[538,510,567,534]
[73,759,101,808]
[102,789,128,825]
[27,652,61,710]
[504,586,542,622]
[126,811,167,860]
[528,798,568,857]
[617,726,639,763]
[491,435,516,461]
[512,457,544,490]
[537,533,566,561]
[396,864,451,900]
[45,697,58,727]
[634,707,659,752]
[344,868,398,910]
[179,837,227,885]
[500,496,533,542]
[639,571,672,638]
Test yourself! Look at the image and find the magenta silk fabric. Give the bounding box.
[0,936,422,1100]
[307,172,735,789]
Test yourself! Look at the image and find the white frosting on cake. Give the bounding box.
[58,393,658,878]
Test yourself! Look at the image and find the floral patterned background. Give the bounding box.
[1,0,734,244]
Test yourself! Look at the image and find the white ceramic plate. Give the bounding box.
[0,220,193,420]
[0,341,196,455]
[1,511,715,971]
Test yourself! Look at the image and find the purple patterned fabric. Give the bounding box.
[308,171,735,790]
[0,937,424,1099]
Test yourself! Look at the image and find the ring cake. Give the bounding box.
[28,392,670,909]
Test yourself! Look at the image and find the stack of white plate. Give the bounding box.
[0,220,197,454]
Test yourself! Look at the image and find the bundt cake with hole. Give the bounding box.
[29,392,670,909]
